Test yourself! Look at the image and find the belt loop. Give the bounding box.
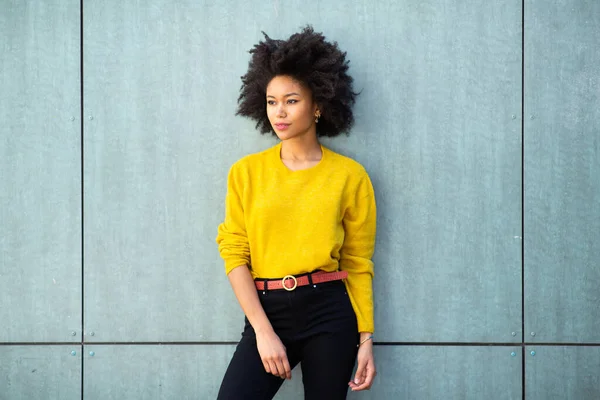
[307,272,314,288]
[263,279,269,295]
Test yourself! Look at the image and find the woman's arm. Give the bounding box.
[216,162,291,380]
[340,170,377,391]
[227,264,292,380]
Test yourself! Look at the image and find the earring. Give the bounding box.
[315,111,321,123]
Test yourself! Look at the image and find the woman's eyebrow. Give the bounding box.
[266,92,301,98]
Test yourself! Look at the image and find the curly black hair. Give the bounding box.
[236,26,357,137]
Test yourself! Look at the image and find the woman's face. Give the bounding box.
[266,75,319,141]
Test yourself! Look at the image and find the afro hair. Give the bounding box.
[236,26,357,137]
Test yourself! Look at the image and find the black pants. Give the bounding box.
[217,279,359,400]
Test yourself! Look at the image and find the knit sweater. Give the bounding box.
[216,142,377,333]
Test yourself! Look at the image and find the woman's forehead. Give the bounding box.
[266,75,309,96]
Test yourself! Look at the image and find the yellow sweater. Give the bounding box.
[216,142,377,333]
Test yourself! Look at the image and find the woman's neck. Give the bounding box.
[280,136,322,161]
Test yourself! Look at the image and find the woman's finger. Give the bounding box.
[269,360,281,378]
[353,359,366,385]
[263,360,271,375]
[282,356,292,379]
[350,362,376,391]
[275,358,288,379]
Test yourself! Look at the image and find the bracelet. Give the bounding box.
[357,335,374,348]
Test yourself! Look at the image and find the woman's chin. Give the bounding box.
[274,132,294,141]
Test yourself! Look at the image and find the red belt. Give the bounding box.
[255,270,348,292]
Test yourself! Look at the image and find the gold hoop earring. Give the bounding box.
[315,111,321,124]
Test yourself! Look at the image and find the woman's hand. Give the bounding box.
[348,334,376,391]
[256,329,292,380]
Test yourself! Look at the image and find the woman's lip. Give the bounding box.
[274,123,290,130]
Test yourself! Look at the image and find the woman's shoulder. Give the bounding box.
[324,146,369,177]
[229,143,278,171]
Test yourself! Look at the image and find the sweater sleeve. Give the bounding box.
[340,172,377,333]
[216,162,251,275]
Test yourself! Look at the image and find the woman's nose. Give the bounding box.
[276,104,286,117]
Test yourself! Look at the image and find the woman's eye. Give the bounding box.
[267,100,276,105]
[287,99,298,104]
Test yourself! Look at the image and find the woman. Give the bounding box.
[216,26,377,399]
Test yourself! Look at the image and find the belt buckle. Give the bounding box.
[282,275,297,291]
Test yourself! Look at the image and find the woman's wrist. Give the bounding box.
[358,332,374,348]
[252,319,275,336]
